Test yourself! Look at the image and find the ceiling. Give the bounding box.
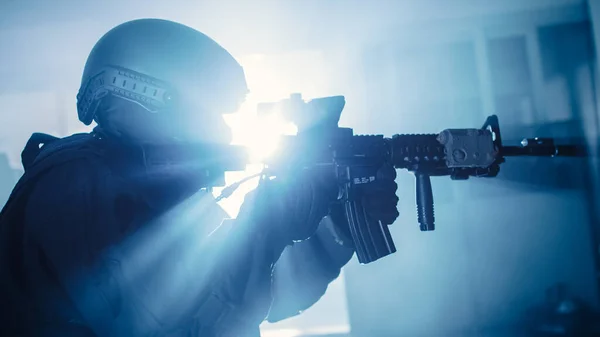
[0,0,588,92]
[0,0,586,52]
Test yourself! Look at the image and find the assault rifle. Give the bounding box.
[144,94,587,264]
[254,94,586,264]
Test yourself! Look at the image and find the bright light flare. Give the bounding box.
[216,98,297,218]
[224,107,297,164]
[214,51,320,217]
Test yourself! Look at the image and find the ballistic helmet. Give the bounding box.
[76,19,248,143]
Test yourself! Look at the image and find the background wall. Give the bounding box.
[343,2,600,336]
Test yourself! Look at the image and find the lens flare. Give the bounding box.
[217,101,297,217]
[224,105,297,164]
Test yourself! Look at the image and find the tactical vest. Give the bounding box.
[0,132,261,337]
[0,132,106,336]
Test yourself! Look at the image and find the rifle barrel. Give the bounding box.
[502,138,587,157]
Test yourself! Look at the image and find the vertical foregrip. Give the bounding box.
[344,196,396,264]
[386,134,441,232]
[415,173,435,231]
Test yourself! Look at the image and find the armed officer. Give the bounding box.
[0,19,399,337]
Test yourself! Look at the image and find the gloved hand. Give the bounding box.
[273,166,339,242]
[241,163,398,248]
[238,166,338,246]
[362,163,399,225]
[326,164,399,249]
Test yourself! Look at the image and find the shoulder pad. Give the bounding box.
[21,132,103,172]
[21,133,59,171]
[5,133,106,210]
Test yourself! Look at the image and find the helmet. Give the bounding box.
[76,19,248,143]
